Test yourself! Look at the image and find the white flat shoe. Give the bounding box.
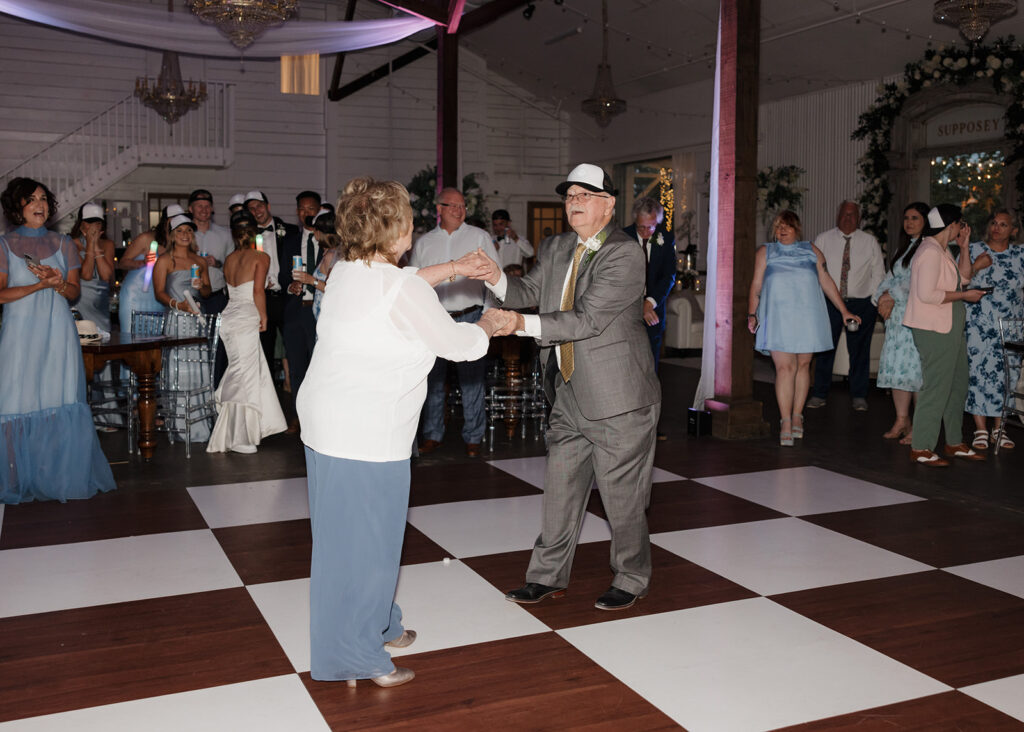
[385,630,417,648]
[346,667,415,688]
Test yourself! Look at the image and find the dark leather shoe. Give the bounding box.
[595,586,644,611]
[943,443,986,461]
[505,582,566,604]
[465,442,481,457]
[418,439,441,454]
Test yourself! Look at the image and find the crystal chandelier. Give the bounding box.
[135,51,207,124]
[187,0,299,49]
[933,0,1017,43]
[581,0,626,128]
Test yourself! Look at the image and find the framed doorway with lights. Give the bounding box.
[615,157,675,232]
[526,201,568,262]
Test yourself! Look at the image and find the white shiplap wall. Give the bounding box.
[0,2,570,234]
[758,80,878,241]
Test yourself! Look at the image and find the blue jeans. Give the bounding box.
[422,308,487,444]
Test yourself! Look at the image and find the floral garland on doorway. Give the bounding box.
[852,36,1024,246]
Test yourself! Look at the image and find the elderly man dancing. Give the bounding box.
[477,163,661,610]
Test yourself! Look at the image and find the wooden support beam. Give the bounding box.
[375,0,448,25]
[706,0,769,440]
[327,0,360,102]
[328,0,529,102]
[437,26,459,190]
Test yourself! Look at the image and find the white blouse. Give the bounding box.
[296,260,489,462]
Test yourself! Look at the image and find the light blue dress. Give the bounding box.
[0,226,116,503]
[119,249,165,334]
[965,241,1024,416]
[312,265,328,320]
[755,240,833,355]
[74,240,122,427]
[874,252,923,391]
[161,269,212,443]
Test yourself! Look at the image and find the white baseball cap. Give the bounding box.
[169,214,196,231]
[245,190,267,205]
[228,193,246,208]
[555,163,617,196]
[164,204,185,218]
[81,202,104,222]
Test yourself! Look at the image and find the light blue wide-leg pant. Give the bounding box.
[305,446,409,681]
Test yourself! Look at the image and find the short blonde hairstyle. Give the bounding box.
[771,209,803,241]
[336,177,413,264]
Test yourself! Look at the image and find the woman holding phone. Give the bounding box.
[0,177,116,503]
[963,210,1024,451]
[904,204,987,466]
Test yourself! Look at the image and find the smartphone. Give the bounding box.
[23,253,38,266]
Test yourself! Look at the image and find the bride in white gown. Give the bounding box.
[207,210,286,453]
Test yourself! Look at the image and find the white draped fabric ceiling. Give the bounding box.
[0,0,435,57]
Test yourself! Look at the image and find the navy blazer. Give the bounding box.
[622,224,677,325]
[271,217,304,318]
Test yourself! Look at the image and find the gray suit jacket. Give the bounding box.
[501,224,661,421]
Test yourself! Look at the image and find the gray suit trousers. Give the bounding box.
[526,377,659,596]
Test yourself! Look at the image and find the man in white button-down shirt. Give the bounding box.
[409,188,500,457]
[808,200,885,412]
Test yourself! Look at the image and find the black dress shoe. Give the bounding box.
[595,586,644,611]
[505,582,566,604]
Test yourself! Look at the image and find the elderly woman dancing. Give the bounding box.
[295,178,512,687]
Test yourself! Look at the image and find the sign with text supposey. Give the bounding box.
[926,105,1006,147]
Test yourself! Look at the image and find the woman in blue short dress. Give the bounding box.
[964,209,1024,451]
[748,210,860,446]
[874,202,928,444]
[0,177,116,503]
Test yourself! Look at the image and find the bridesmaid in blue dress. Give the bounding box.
[117,205,180,335]
[748,210,860,445]
[153,214,214,444]
[0,177,116,503]
[964,210,1024,451]
[72,202,121,429]
[873,202,928,445]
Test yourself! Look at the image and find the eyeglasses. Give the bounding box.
[563,192,610,204]
[438,202,466,211]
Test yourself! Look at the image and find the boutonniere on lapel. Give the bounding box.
[581,229,609,268]
[275,222,287,239]
[654,232,665,247]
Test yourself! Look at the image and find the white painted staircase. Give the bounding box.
[1,82,235,215]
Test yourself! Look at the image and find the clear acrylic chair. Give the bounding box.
[994,317,1024,455]
[158,311,220,458]
[125,310,168,453]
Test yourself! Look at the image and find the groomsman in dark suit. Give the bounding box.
[282,190,322,430]
[246,190,302,430]
[477,163,661,611]
[623,196,677,370]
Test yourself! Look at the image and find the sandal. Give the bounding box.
[972,429,990,451]
[780,418,794,447]
[992,428,1015,450]
[792,414,804,439]
[899,431,913,445]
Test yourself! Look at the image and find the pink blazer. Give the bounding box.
[903,237,959,334]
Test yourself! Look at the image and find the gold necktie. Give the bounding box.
[559,242,587,382]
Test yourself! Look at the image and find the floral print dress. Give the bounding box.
[965,241,1024,416]
[874,254,922,391]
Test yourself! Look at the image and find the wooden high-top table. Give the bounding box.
[81,333,205,461]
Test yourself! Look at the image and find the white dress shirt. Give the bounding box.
[813,227,885,299]
[194,222,233,291]
[495,234,534,270]
[296,260,489,461]
[409,223,499,312]
[258,222,282,292]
